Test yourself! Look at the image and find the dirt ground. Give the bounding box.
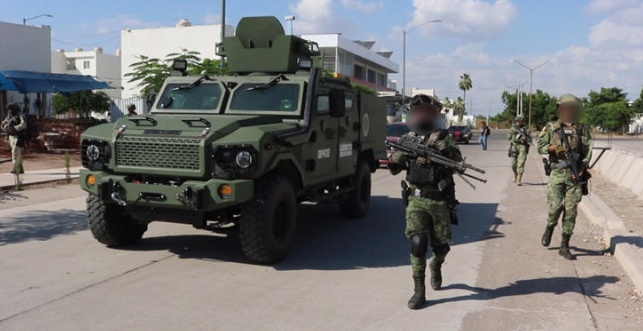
[590,173,643,238]
[0,151,82,173]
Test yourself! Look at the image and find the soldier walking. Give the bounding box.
[537,94,593,260]
[508,116,532,185]
[1,104,28,174]
[388,94,462,309]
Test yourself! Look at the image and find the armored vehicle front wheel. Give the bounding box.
[239,174,297,264]
[87,195,147,246]
[339,160,371,218]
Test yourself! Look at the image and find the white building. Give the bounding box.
[301,34,399,92]
[120,19,234,99]
[51,47,122,99]
[0,20,51,116]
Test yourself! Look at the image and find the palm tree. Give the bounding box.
[459,73,473,121]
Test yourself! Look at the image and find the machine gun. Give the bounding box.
[555,127,591,194]
[386,135,487,190]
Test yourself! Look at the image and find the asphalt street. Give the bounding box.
[0,133,641,331]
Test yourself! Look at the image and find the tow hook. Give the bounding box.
[110,181,127,206]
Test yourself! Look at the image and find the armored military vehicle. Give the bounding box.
[79,16,386,263]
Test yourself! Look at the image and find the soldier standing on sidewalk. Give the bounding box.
[508,116,532,185]
[388,94,462,310]
[1,104,28,174]
[537,94,593,260]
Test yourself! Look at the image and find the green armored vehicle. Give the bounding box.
[79,16,386,263]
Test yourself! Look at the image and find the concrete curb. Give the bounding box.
[579,193,643,292]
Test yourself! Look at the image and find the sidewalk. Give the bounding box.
[0,166,82,189]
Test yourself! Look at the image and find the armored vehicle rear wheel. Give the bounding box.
[339,160,371,218]
[239,174,297,264]
[87,195,147,246]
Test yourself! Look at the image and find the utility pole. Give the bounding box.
[511,60,550,130]
[402,19,442,105]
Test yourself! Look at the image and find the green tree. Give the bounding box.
[124,55,170,98]
[630,85,643,113]
[587,87,627,107]
[52,91,110,118]
[584,87,633,133]
[458,73,472,121]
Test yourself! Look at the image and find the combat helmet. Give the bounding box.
[407,94,442,134]
[556,94,582,107]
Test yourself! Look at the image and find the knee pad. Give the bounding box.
[432,243,451,257]
[410,233,428,258]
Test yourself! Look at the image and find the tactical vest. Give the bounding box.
[405,131,448,187]
[551,122,583,152]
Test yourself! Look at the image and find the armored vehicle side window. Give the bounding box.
[345,95,354,110]
[158,84,222,110]
[230,84,300,112]
[317,95,330,113]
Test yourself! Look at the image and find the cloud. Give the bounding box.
[589,3,643,47]
[339,0,384,13]
[586,0,639,14]
[97,15,161,34]
[203,13,221,25]
[408,0,518,40]
[289,0,356,35]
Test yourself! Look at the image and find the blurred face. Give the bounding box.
[411,105,439,124]
[558,104,579,122]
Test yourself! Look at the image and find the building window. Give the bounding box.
[367,69,376,84]
[83,61,91,69]
[66,60,76,71]
[377,73,386,87]
[354,65,365,80]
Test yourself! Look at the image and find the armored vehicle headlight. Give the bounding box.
[81,139,111,171]
[235,151,253,169]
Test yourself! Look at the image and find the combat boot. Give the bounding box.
[541,225,555,247]
[516,174,523,186]
[407,275,426,310]
[559,234,576,260]
[512,173,517,183]
[429,258,443,290]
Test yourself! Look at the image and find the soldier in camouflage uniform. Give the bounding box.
[388,94,463,309]
[508,116,532,185]
[537,94,593,260]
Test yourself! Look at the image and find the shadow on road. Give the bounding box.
[427,275,619,308]
[0,191,26,204]
[0,209,86,246]
[610,235,643,250]
[118,195,503,269]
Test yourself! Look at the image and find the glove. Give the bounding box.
[416,156,427,165]
[389,151,407,165]
[435,140,449,154]
[554,146,567,159]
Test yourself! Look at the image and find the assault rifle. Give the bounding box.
[1,116,14,132]
[386,135,487,189]
[555,127,591,194]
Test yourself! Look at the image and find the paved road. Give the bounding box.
[1,134,641,331]
[594,135,643,156]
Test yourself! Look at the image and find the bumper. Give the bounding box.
[79,169,254,211]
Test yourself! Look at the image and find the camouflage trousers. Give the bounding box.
[405,196,451,274]
[511,144,529,176]
[546,169,582,235]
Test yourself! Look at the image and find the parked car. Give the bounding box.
[380,122,411,167]
[448,125,473,144]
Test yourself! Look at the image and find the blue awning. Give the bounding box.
[0,70,113,93]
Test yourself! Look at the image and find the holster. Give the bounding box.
[401,180,410,207]
[581,171,592,196]
[542,158,551,176]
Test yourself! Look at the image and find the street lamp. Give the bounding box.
[23,14,52,26]
[402,19,442,105]
[285,15,296,35]
[510,59,550,131]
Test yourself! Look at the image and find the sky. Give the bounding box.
[1,0,642,115]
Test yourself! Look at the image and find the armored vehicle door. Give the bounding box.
[309,89,340,182]
[336,91,358,178]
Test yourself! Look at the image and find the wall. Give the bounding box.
[51,50,122,99]
[120,24,234,99]
[591,148,643,201]
[0,21,52,117]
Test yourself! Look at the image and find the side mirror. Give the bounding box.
[146,92,157,109]
[328,89,346,118]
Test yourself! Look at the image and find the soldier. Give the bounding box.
[508,116,532,185]
[126,104,137,117]
[388,94,462,310]
[537,94,592,260]
[1,104,28,174]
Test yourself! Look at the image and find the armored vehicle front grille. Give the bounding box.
[116,136,201,170]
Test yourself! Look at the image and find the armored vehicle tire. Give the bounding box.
[87,195,148,246]
[239,174,297,264]
[339,160,371,218]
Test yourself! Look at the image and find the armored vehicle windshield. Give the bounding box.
[228,82,302,114]
[157,83,223,111]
